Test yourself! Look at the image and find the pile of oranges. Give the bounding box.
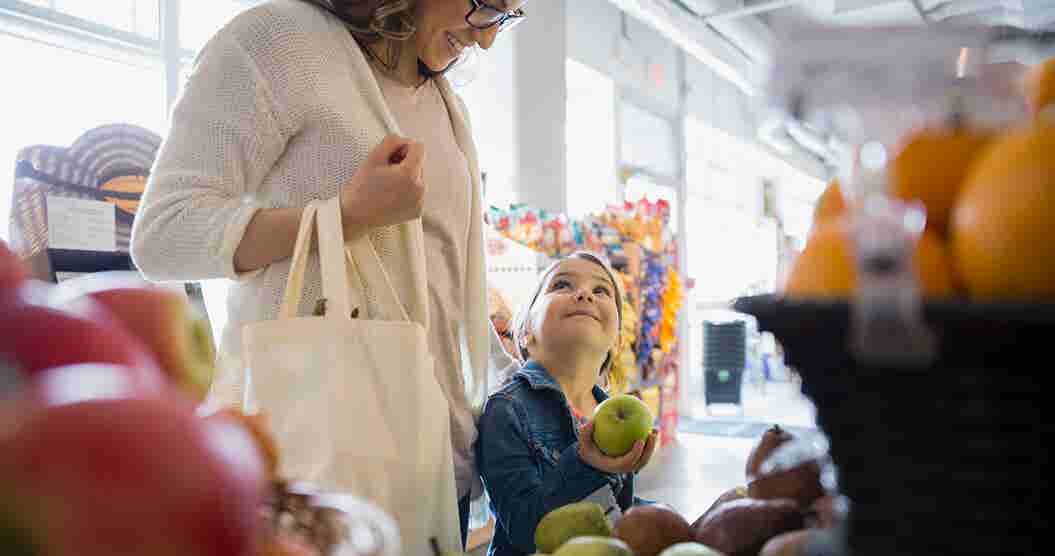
[784,59,1055,302]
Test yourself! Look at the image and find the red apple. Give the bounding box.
[0,478,40,556]
[0,240,27,293]
[52,282,216,402]
[0,357,22,441]
[25,363,169,409]
[0,295,164,390]
[0,394,266,556]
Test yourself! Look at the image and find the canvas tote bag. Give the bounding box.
[243,198,462,554]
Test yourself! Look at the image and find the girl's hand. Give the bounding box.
[631,429,659,473]
[577,422,658,474]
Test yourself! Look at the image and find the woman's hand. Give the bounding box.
[577,421,659,474]
[340,135,426,237]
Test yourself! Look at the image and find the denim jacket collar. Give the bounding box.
[517,360,609,404]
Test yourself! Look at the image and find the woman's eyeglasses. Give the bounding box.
[466,0,525,31]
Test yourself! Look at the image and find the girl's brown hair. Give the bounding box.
[511,251,624,376]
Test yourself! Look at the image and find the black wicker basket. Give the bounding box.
[733,294,1052,555]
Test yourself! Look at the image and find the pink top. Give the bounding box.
[372,67,477,498]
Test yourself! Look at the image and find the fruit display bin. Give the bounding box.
[732,294,1053,555]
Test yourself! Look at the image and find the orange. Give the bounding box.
[812,179,848,227]
[784,220,855,298]
[951,121,1055,301]
[209,408,279,479]
[1024,57,1055,118]
[785,218,960,299]
[889,125,994,234]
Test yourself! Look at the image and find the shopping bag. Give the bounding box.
[243,198,462,554]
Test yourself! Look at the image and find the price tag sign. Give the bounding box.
[46,196,116,252]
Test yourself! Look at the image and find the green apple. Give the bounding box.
[659,542,727,556]
[591,394,654,457]
[553,536,633,556]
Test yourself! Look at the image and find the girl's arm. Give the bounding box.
[477,395,612,553]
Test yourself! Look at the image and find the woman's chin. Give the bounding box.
[421,54,456,73]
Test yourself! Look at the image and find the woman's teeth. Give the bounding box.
[448,33,466,53]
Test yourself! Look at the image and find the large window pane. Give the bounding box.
[684,117,775,304]
[683,116,825,304]
[621,101,678,179]
[180,0,256,52]
[566,58,617,219]
[51,0,159,38]
[685,199,776,303]
[456,36,517,208]
[0,34,166,240]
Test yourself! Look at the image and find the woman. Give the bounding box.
[130,0,526,545]
[477,252,658,556]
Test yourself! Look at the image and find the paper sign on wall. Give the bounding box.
[46,196,116,252]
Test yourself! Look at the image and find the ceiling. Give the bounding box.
[665,0,1055,68]
[620,0,1055,166]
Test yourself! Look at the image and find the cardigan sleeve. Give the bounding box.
[131,27,295,282]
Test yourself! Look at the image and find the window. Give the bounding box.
[683,116,826,305]
[684,118,776,305]
[51,0,159,38]
[620,100,678,179]
[566,58,617,219]
[454,32,516,209]
[1,0,266,241]
[0,33,165,241]
[0,0,263,346]
[180,0,255,53]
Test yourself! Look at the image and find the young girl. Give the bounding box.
[477,252,658,556]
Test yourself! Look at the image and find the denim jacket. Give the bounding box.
[476,361,638,556]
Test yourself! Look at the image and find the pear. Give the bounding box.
[747,460,825,508]
[745,425,794,482]
[759,530,814,556]
[692,498,804,556]
[695,486,748,526]
[553,536,632,556]
[535,502,613,554]
[659,542,727,556]
[613,504,693,556]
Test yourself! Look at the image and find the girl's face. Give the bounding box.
[414,0,525,72]
[524,258,620,362]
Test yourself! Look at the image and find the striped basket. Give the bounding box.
[9,123,161,259]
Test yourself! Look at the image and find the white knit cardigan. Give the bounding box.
[130,0,491,412]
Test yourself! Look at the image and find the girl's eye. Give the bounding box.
[551,279,571,291]
[594,286,611,297]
